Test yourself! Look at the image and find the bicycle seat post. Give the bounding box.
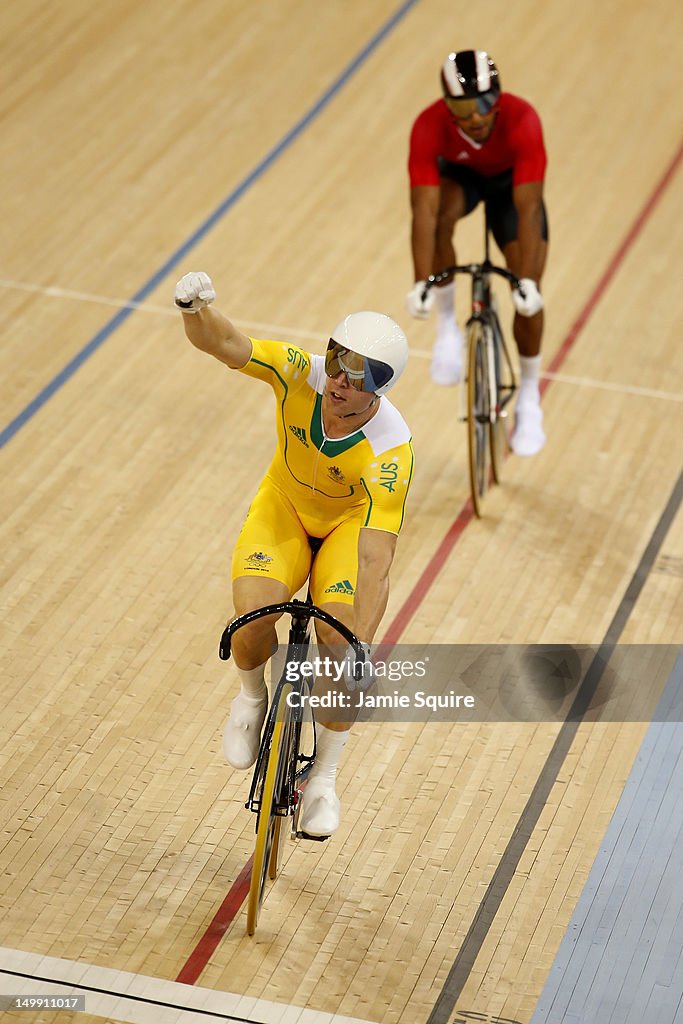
[484,206,492,264]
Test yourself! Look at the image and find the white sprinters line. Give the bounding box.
[408,347,683,403]
[0,277,174,316]
[0,946,378,1024]
[540,369,683,403]
[3,277,681,404]
[0,277,324,343]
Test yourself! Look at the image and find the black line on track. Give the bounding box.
[427,470,683,1024]
[0,967,267,1023]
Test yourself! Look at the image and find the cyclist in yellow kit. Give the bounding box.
[175,272,414,836]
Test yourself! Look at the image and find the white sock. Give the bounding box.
[309,725,349,785]
[518,354,542,404]
[435,281,457,328]
[236,663,267,703]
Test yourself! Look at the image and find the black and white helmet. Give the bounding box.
[441,49,501,101]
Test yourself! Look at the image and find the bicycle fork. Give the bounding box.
[485,329,498,425]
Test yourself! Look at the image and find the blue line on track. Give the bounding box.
[1,0,419,450]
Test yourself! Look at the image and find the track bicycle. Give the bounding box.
[422,218,522,516]
[219,594,365,935]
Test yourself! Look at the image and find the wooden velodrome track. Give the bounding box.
[2,1,682,1022]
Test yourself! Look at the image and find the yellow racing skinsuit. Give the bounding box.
[231,338,414,604]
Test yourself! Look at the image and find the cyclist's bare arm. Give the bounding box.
[181,306,252,369]
[410,185,441,281]
[353,527,397,642]
[511,180,546,282]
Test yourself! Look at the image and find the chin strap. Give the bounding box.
[340,395,377,418]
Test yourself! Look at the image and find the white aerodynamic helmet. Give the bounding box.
[326,311,409,397]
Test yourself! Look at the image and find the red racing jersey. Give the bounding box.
[408,92,546,187]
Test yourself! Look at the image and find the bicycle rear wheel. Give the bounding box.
[246,684,294,935]
[466,319,491,517]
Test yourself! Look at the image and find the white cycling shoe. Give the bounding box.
[431,325,464,386]
[222,692,267,769]
[511,399,546,456]
[300,777,341,837]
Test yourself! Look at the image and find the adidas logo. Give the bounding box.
[456,150,470,160]
[289,425,309,447]
[324,579,355,595]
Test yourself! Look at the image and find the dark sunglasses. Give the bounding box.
[445,90,499,119]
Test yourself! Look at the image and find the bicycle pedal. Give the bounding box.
[297,830,330,842]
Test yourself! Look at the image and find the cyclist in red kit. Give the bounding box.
[407,50,548,455]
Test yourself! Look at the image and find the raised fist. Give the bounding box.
[174,272,216,314]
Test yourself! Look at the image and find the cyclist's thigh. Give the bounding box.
[232,575,291,620]
[232,477,312,601]
[501,235,548,283]
[486,172,549,275]
[309,515,362,610]
[438,160,484,223]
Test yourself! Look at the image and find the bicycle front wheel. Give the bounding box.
[488,313,505,485]
[466,320,491,517]
[246,684,294,935]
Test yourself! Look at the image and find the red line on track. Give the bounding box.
[542,136,683,391]
[175,136,683,984]
[176,856,254,985]
[382,499,474,644]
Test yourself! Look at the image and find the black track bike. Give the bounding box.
[422,219,523,516]
[220,596,365,935]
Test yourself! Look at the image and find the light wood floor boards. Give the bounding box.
[2,1,682,1022]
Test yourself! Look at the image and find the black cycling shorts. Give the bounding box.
[437,160,549,251]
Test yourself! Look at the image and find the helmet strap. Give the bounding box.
[340,395,378,418]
